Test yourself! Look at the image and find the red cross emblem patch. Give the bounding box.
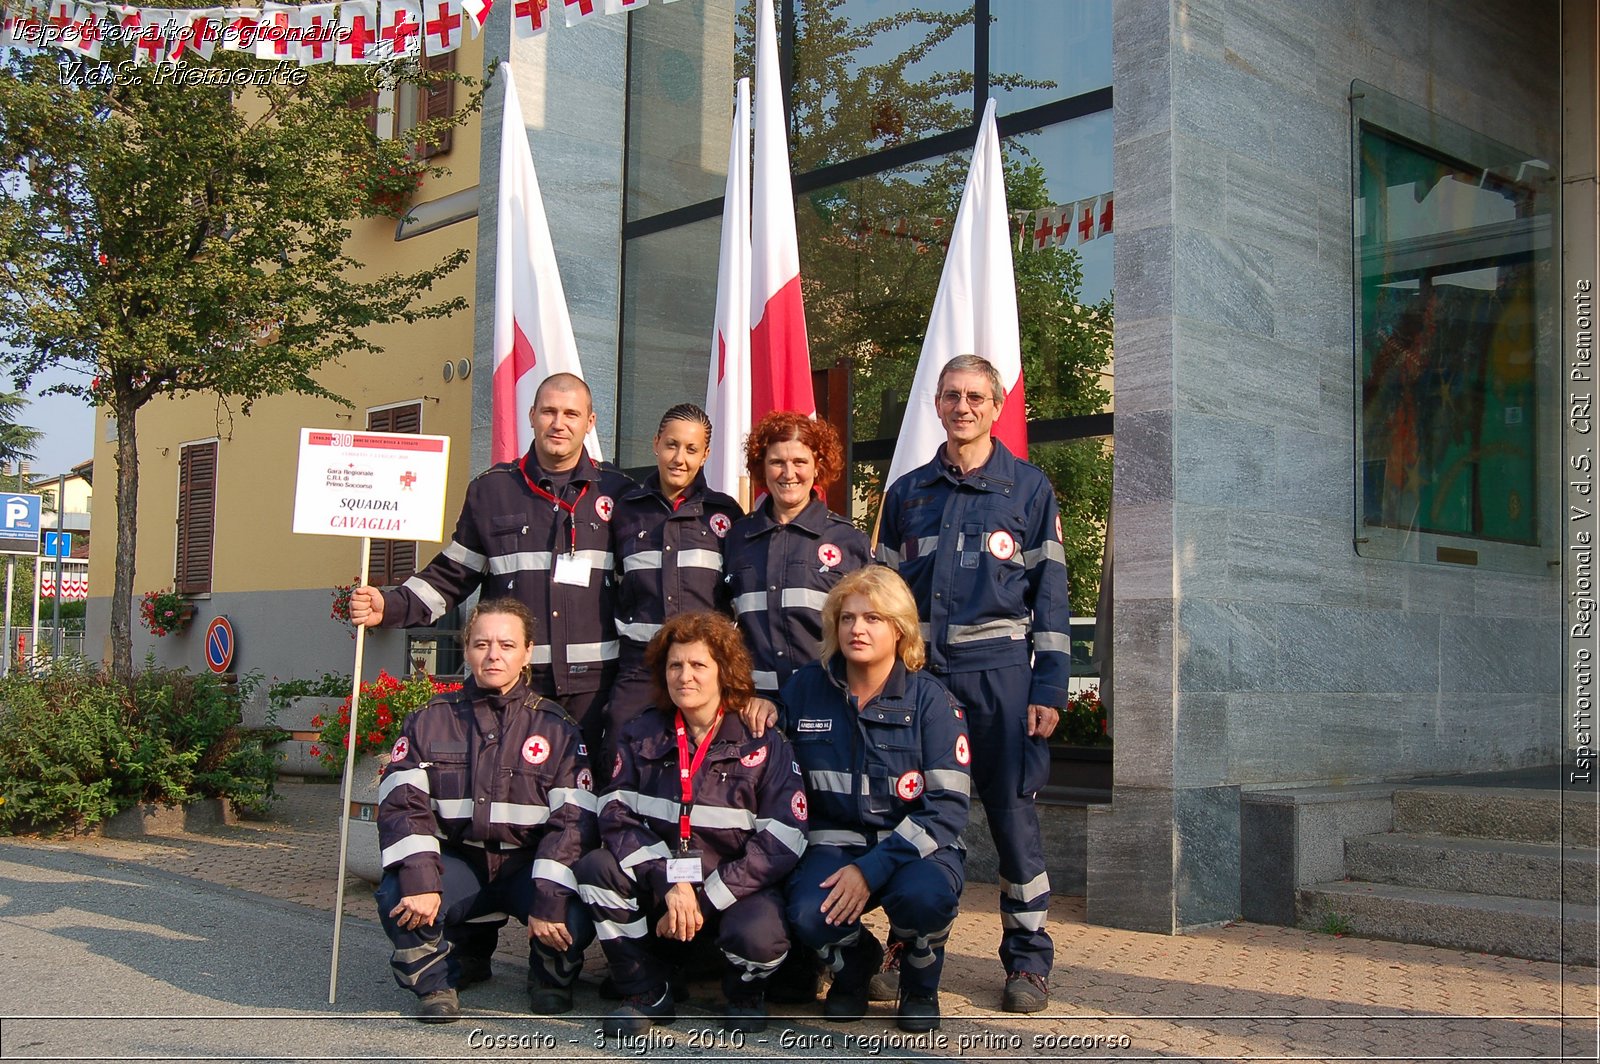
[740,746,767,768]
[576,768,593,792]
[594,495,614,522]
[955,734,971,766]
[390,737,409,763]
[522,735,550,765]
[400,470,416,490]
[790,790,808,821]
[1055,514,1064,543]
[709,513,731,538]
[987,529,1018,561]
[895,771,925,801]
[818,542,842,568]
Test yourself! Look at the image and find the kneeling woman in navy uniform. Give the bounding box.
[576,611,808,1038]
[781,566,971,1033]
[375,598,597,1023]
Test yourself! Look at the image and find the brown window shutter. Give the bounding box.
[416,51,456,159]
[366,404,422,585]
[175,441,217,595]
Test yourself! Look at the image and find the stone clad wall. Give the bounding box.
[1089,0,1562,933]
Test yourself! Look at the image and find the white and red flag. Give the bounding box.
[334,0,378,62]
[420,0,462,54]
[131,7,170,64]
[704,78,752,501]
[884,98,1027,494]
[1095,193,1113,237]
[560,0,595,27]
[459,0,489,36]
[254,1,297,60]
[1030,207,1057,252]
[219,6,259,50]
[510,0,547,37]
[490,74,603,464]
[68,3,110,59]
[377,0,421,60]
[750,0,813,418]
[601,0,645,12]
[297,2,336,63]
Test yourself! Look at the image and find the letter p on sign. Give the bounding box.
[5,499,27,528]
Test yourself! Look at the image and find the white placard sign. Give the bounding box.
[292,428,451,542]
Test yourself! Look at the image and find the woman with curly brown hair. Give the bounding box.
[575,611,808,1039]
[721,411,871,706]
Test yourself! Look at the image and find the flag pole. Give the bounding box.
[328,538,373,1004]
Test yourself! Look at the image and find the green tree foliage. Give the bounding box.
[0,392,43,466]
[0,38,486,679]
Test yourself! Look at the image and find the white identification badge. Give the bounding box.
[553,553,592,587]
[666,855,703,884]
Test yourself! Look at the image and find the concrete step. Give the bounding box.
[1298,880,1598,966]
[1393,786,1599,848]
[1345,832,1598,904]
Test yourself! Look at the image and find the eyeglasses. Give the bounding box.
[938,390,993,408]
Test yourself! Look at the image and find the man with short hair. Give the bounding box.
[351,372,632,766]
[875,353,1070,1013]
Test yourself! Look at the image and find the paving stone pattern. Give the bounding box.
[23,783,1599,1061]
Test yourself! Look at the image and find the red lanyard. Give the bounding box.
[520,456,589,555]
[673,708,723,851]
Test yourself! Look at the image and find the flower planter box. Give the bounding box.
[343,754,386,884]
[102,798,238,837]
[260,695,343,779]
[1044,743,1112,801]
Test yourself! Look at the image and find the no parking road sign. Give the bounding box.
[0,493,42,555]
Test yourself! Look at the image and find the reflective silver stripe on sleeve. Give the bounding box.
[677,548,722,571]
[464,911,508,923]
[378,768,430,803]
[733,592,767,615]
[549,786,598,813]
[892,817,938,858]
[532,858,578,891]
[569,640,620,663]
[381,833,441,867]
[914,536,940,557]
[489,801,551,826]
[617,620,662,643]
[1002,910,1049,931]
[808,829,871,847]
[692,805,756,831]
[430,797,473,819]
[703,870,738,911]
[623,551,663,573]
[618,841,673,880]
[488,551,554,574]
[947,617,1030,644]
[401,576,450,623]
[924,769,970,795]
[442,539,488,571]
[611,789,678,823]
[756,817,807,855]
[1022,540,1067,568]
[1000,871,1051,902]
[752,670,779,691]
[1032,631,1072,654]
[877,545,902,565]
[780,587,827,612]
[806,770,856,795]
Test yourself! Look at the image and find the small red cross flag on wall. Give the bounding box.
[298,3,337,64]
[254,2,298,60]
[422,0,462,54]
[511,0,547,37]
[335,0,378,63]
[220,5,260,51]
[378,0,422,59]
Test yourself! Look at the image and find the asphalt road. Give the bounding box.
[0,842,815,1063]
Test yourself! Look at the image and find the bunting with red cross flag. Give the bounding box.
[511,0,546,36]
[335,0,378,62]
[1096,193,1114,237]
[254,1,298,60]
[560,0,595,27]
[459,0,488,35]
[1030,206,1058,252]
[298,3,336,63]
[420,0,461,54]
[219,5,259,50]
[131,7,171,65]
[68,3,110,59]
[168,7,221,62]
[378,0,421,59]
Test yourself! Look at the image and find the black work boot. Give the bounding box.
[822,932,883,1023]
[604,985,676,1038]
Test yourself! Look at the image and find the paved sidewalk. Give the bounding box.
[19,780,1600,1061]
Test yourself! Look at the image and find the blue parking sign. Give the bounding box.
[43,531,72,558]
[0,493,42,556]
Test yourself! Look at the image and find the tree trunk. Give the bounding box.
[109,384,139,681]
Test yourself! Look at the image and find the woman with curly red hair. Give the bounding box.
[722,411,871,705]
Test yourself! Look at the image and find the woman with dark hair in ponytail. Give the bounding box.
[604,404,744,761]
